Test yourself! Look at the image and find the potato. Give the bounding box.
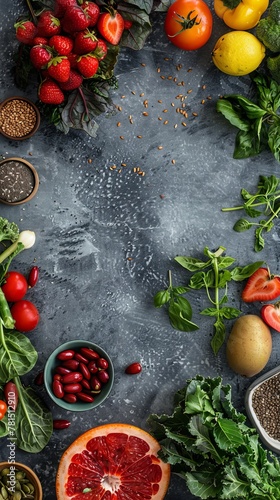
[226,314,272,377]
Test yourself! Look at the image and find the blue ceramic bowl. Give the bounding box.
[44,340,114,412]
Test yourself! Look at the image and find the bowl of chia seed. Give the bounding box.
[0,157,39,205]
[0,96,40,140]
[245,365,280,453]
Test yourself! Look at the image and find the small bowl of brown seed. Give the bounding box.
[245,365,280,453]
[0,96,40,140]
[0,461,43,500]
[0,157,39,205]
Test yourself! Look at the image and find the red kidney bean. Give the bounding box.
[52,379,64,399]
[97,358,109,370]
[76,392,95,403]
[81,379,91,390]
[62,359,80,370]
[53,419,71,430]
[74,352,89,364]
[28,266,39,288]
[90,376,102,392]
[88,360,98,374]
[55,366,72,375]
[34,370,44,386]
[97,370,109,384]
[57,349,75,361]
[79,347,100,360]
[4,381,19,411]
[63,383,82,393]
[53,374,62,381]
[79,362,91,380]
[63,393,77,404]
[61,372,83,384]
[125,362,142,375]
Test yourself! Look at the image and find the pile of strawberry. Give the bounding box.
[15,0,131,105]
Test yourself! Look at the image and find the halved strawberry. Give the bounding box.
[97,10,124,46]
[261,303,280,332]
[15,20,37,45]
[242,267,280,303]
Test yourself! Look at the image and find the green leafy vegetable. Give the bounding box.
[0,217,19,244]
[148,375,280,499]
[14,377,53,453]
[216,73,280,162]
[256,0,280,53]
[222,174,280,252]
[154,247,263,354]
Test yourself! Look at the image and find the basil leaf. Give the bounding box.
[219,307,240,320]
[216,99,250,131]
[168,302,198,332]
[226,95,267,120]
[217,256,236,269]
[172,286,189,296]
[255,227,265,252]
[211,319,225,355]
[230,262,264,281]
[175,256,209,271]
[233,128,263,159]
[154,289,171,307]
[268,121,280,162]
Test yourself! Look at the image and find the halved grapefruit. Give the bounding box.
[56,423,171,499]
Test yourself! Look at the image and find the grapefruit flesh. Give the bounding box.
[56,423,170,499]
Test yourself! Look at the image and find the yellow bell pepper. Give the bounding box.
[214,0,269,30]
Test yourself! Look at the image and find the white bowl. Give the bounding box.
[245,365,280,453]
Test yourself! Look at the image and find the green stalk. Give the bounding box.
[0,289,15,330]
[0,241,22,265]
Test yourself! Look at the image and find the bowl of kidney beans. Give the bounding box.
[44,340,114,411]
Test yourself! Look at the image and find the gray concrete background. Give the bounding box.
[1,1,280,498]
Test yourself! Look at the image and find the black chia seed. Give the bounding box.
[0,160,35,203]
[251,373,280,441]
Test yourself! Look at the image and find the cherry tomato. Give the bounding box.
[1,272,28,302]
[11,300,40,332]
[0,400,7,420]
[164,0,213,51]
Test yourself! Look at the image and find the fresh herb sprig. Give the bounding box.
[217,73,280,162]
[154,247,263,354]
[148,375,280,500]
[222,174,280,252]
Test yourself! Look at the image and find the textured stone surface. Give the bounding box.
[1,1,280,499]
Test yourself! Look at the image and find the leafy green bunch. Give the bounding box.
[148,375,280,499]
[0,217,52,453]
[154,246,263,354]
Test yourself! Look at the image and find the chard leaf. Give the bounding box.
[222,463,250,498]
[214,418,245,450]
[185,470,222,499]
[188,415,225,463]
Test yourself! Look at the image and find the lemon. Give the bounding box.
[212,31,266,76]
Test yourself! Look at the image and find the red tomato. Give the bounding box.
[11,300,40,332]
[1,271,28,302]
[164,0,213,50]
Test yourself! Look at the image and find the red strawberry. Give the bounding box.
[67,52,78,68]
[54,0,77,18]
[49,35,74,55]
[97,10,124,45]
[37,11,61,37]
[77,53,99,78]
[32,36,49,46]
[38,79,65,104]
[47,56,71,82]
[59,69,83,90]
[94,38,107,60]
[62,5,90,33]
[74,29,97,55]
[80,1,100,27]
[242,267,280,303]
[30,45,52,69]
[261,303,280,332]
[15,20,37,45]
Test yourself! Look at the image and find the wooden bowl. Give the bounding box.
[0,461,43,500]
[0,157,39,205]
[0,96,40,140]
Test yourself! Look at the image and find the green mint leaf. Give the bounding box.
[233,219,253,232]
[154,289,171,307]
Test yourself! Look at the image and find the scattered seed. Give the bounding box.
[120,136,125,140]
[139,92,145,97]
[117,122,121,127]
[163,120,169,125]
[171,159,176,164]
[163,109,168,113]
[187,89,193,94]
[192,112,198,117]
[201,99,205,104]
[137,135,142,139]
[140,63,146,67]
[142,112,149,116]
[158,117,162,121]
[117,105,122,111]
[182,122,187,127]
[160,75,165,80]
[87,159,92,164]
[131,91,136,95]
[202,84,206,90]
[157,68,161,73]
[158,146,163,150]
[174,124,178,129]
[121,163,127,167]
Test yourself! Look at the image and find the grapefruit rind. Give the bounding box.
[56,423,170,500]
